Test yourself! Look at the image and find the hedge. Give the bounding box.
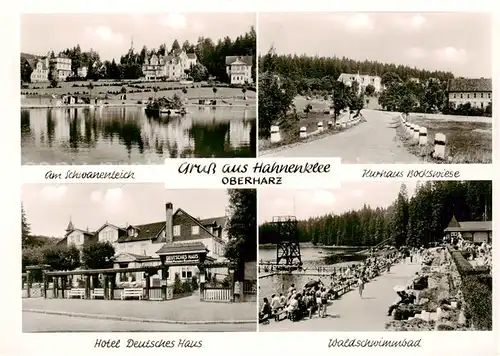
[447,245,492,330]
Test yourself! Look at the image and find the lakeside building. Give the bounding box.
[337,73,383,93]
[444,215,492,244]
[57,203,228,284]
[50,54,72,81]
[225,56,253,85]
[142,50,197,81]
[30,57,49,83]
[447,78,492,109]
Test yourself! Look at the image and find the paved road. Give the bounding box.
[260,260,421,332]
[23,292,256,323]
[23,312,255,332]
[261,110,422,163]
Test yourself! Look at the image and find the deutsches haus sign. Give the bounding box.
[164,253,200,264]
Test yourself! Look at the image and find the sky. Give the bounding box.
[258,181,418,224]
[258,12,492,78]
[22,184,229,237]
[21,13,255,61]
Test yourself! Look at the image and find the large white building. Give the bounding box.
[142,50,197,81]
[447,78,492,109]
[337,73,383,94]
[30,57,49,83]
[226,56,253,85]
[58,203,228,284]
[50,54,72,81]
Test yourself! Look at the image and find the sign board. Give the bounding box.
[164,253,199,265]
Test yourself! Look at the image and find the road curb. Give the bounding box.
[23,309,256,325]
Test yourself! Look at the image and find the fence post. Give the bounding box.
[317,121,324,133]
[419,127,428,145]
[270,125,281,143]
[26,271,31,298]
[299,126,307,139]
[412,125,420,143]
[433,133,447,160]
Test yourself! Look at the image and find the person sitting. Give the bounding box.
[387,290,416,316]
[278,293,286,308]
[287,294,300,319]
[270,294,281,314]
[259,298,272,323]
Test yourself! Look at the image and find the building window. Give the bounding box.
[181,269,186,278]
[488,93,491,98]
[453,93,456,99]
[481,93,484,98]
[467,93,470,99]
[460,94,463,99]
[187,270,192,278]
[474,93,476,98]
[191,226,199,235]
[173,225,181,236]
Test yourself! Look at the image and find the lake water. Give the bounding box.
[21,106,256,164]
[259,245,365,301]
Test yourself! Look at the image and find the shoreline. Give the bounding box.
[21,103,256,109]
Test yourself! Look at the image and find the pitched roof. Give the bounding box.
[444,220,492,232]
[156,241,208,255]
[94,222,126,235]
[447,215,460,228]
[338,73,360,82]
[174,208,225,243]
[447,78,492,92]
[117,221,165,243]
[199,216,226,228]
[226,56,253,66]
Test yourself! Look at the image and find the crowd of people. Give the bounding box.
[259,249,408,323]
[455,239,492,272]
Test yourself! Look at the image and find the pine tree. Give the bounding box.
[21,203,31,248]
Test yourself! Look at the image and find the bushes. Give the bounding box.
[172,273,195,295]
[461,274,492,330]
[449,248,474,275]
[448,246,492,330]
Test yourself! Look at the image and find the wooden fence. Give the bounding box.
[202,287,232,302]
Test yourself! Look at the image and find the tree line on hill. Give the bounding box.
[259,181,492,248]
[259,48,365,138]
[259,50,455,94]
[257,49,492,138]
[21,188,256,282]
[20,27,256,84]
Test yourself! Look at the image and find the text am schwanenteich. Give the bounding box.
[45,170,135,180]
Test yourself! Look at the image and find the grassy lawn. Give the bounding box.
[396,114,492,163]
[21,80,255,105]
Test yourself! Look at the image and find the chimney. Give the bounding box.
[165,203,173,243]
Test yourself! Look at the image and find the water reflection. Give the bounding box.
[21,106,256,164]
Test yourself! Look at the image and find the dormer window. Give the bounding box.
[192,226,199,235]
[173,225,181,236]
[128,228,135,237]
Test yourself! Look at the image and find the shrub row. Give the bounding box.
[447,245,492,330]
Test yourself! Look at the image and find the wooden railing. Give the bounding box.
[202,287,232,302]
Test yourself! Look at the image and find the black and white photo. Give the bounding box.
[258,181,492,331]
[258,13,492,164]
[21,13,256,164]
[22,184,257,332]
